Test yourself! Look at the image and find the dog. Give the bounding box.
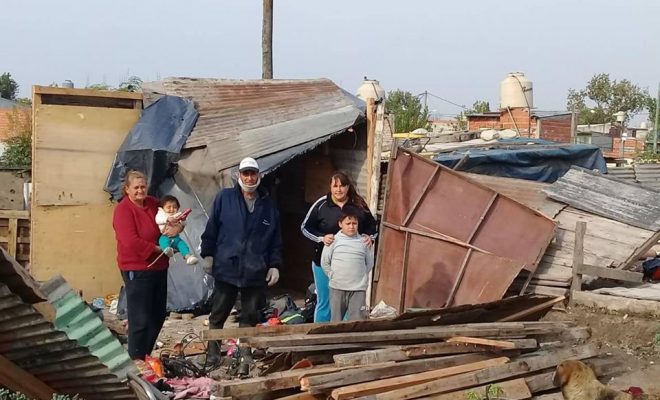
[553,360,634,400]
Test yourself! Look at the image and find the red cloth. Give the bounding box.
[113,196,169,271]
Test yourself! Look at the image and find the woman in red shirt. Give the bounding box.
[112,170,181,360]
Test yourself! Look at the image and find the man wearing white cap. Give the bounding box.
[200,157,282,363]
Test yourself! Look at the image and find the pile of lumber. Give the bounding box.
[204,296,626,400]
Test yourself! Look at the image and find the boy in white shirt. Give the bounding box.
[321,205,374,321]
[156,195,198,265]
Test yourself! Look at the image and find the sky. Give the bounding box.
[2,0,659,123]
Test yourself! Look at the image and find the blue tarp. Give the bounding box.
[432,139,607,183]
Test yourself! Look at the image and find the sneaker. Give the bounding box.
[186,255,199,265]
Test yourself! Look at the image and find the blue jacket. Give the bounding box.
[200,184,282,287]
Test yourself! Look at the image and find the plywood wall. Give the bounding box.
[31,87,142,299]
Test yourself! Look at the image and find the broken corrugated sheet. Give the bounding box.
[0,282,136,399]
[41,275,137,380]
[0,247,46,304]
[142,78,365,172]
[374,149,556,311]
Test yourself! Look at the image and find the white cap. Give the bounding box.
[238,157,260,172]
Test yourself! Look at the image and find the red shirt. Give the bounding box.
[113,196,169,271]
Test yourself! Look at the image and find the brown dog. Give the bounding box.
[553,360,633,400]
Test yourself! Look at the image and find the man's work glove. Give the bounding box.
[266,268,280,286]
[202,257,213,275]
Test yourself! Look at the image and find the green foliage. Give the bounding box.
[118,76,143,92]
[465,384,504,400]
[385,90,430,133]
[566,73,651,124]
[86,83,112,90]
[456,100,492,130]
[0,72,19,100]
[654,332,660,346]
[647,95,657,124]
[0,108,32,169]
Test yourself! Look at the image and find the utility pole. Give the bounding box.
[262,0,273,79]
[654,82,659,153]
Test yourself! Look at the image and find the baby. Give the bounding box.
[156,195,198,265]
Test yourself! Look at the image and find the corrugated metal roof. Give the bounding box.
[41,275,137,380]
[532,110,571,119]
[0,248,46,304]
[0,282,136,399]
[142,77,365,172]
[544,166,660,231]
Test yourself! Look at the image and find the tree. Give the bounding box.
[0,72,19,100]
[385,90,430,133]
[455,100,492,130]
[118,76,143,92]
[86,83,112,90]
[566,73,651,125]
[0,108,31,168]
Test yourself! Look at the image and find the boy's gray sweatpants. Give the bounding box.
[330,288,367,321]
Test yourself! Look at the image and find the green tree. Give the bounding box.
[0,108,31,168]
[455,100,491,130]
[567,73,651,124]
[385,90,430,133]
[118,76,143,92]
[86,83,112,90]
[0,72,19,100]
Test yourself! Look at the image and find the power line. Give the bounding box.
[415,91,468,110]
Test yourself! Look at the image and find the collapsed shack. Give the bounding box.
[201,295,627,399]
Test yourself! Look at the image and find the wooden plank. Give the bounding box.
[570,290,660,318]
[33,85,144,99]
[215,363,384,398]
[7,218,18,257]
[425,378,532,400]
[0,210,30,219]
[245,322,572,348]
[271,344,396,354]
[577,264,643,283]
[329,357,509,400]
[402,165,439,226]
[359,345,597,400]
[498,296,566,322]
[444,249,472,307]
[571,221,586,293]
[445,337,517,349]
[304,353,492,393]
[203,323,317,340]
[333,339,537,367]
[0,353,56,400]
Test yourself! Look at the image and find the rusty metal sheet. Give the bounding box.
[374,149,556,311]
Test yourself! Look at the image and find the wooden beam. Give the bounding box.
[445,337,517,349]
[333,339,536,367]
[7,218,18,257]
[620,230,660,271]
[425,378,531,400]
[571,221,586,294]
[32,85,144,99]
[577,264,643,283]
[498,296,566,322]
[0,210,29,219]
[329,357,509,399]
[0,353,56,400]
[245,322,572,348]
[304,353,491,393]
[402,166,439,226]
[366,98,376,202]
[361,345,597,400]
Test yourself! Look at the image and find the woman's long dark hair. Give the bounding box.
[331,171,369,210]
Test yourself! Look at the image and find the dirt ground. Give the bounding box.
[152,305,660,396]
[544,305,660,396]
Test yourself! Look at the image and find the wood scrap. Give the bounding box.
[327,357,509,399]
[445,337,518,349]
[303,353,492,393]
[333,339,537,367]
[355,344,597,400]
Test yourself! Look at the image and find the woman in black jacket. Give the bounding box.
[300,171,377,322]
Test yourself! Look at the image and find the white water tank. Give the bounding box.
[500,72,533,109]
[356,78,385,101]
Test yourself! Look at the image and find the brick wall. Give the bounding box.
[538,114,572,143]
[0,108,31,141]
[602,137,645,159]
[467,116,500,131]
[499,108,533,136]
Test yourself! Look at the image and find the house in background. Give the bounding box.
[465,73,573,142]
